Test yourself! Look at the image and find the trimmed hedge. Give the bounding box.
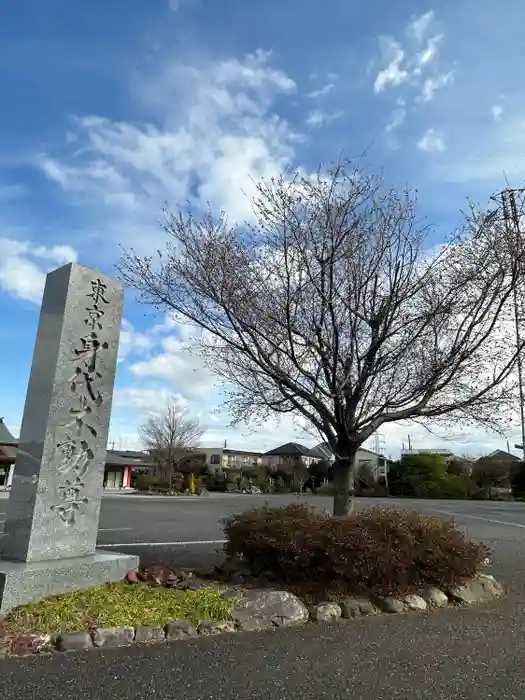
[222,503,488,599]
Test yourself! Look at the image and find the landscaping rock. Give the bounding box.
[134,625,165,644]
[232,590,309,627]
[165,620,198,640]
[125,570,140,584]
[403,594,427,611]
[10,634,52,656]
[197,620,236,636]
[477,574,505,597]
[340,597,377,618]
[56,631,93,652]
[177,580,214,591]
[422,587,449,607]
[92,627,135,647]
[138,562,172,586]
[236,617,274,632]
[375,597,405,613]
[310,602,342,622]
[220,587,245,600]
[447,580,491,604]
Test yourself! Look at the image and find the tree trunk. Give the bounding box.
[332,449,357,516]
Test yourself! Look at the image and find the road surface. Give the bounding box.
[0,494,524,700]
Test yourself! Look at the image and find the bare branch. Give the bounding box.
[119,159,525,514]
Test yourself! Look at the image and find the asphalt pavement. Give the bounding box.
[1,494,525,700]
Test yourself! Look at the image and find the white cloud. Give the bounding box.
[385,107,406,133]
[0,237,78,303]
[306,109,343,128]
[414,34,443,70]
[374,11,452,149]
[374,38,409,93]
[418,71,453,101]
[374,13,444,95]
[492,104,503,121]
[129,329,219,401]
[406,10,435,43]
[307,83,336,99]
[118,318,153,363]
[37,51,300,252]
[168,0,180,9]
[417,127,446,153]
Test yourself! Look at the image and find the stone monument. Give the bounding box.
[0,263,138,613]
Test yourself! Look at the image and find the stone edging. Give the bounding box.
[4,572,505,657]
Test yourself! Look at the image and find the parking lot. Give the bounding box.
[92,493,525,596]
[2,493,525,700]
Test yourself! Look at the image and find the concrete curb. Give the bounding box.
[2,572,506,658]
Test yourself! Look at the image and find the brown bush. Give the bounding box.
[222,503,488,599]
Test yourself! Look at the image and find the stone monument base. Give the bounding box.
[0,550,139,614]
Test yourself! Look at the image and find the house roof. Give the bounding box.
[224,449,263,457]
[263,442,322,458]
[315,442,387,461]
[112,450,150,461]
[478,449,521,463]
[0,419,17,460]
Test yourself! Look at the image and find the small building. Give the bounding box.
[315,442,389,483]
[0,418,152,490]
[191,447,263,473]
[262,442,325,470]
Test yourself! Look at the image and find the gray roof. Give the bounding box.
[114,450,149,460]
[315,442,387,461]
[263,442,323,458]
[478,449,521,463]
[0,419,17,460]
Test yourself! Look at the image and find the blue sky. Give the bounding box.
[1,0,525,457]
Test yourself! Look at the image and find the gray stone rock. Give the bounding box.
[165,619,197,640]
[477,574,505,597]
[422,587,449,607]
[447,580,491,604]
[403,594,427,611]
[232,590,309,627]
[310,602,342,622]
[219,587,244,600]
[236,617,274,632]
[340,597,377,618]
[197,620,236,636]
[55,631,93,652]
[92,626,135,647]
[134,625,165,644]
[375,596,405,613]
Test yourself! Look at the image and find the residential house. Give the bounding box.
[472,449,521,496]
[262,442,325,470]
[179,446,263,474]
[315,442,389,484]
[0,417,153,490]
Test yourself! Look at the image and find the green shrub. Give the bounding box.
[135,475,170,492]
[315,482,334,496]
[222,503,488,599]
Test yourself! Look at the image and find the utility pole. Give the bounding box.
[494,188,525,462]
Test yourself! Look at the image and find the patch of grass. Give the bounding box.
[1,583,233,637]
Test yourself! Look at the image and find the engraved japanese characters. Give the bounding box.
[50,279,111,526]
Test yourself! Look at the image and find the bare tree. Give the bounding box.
[119,160,525,515]
[139,403,204,492]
